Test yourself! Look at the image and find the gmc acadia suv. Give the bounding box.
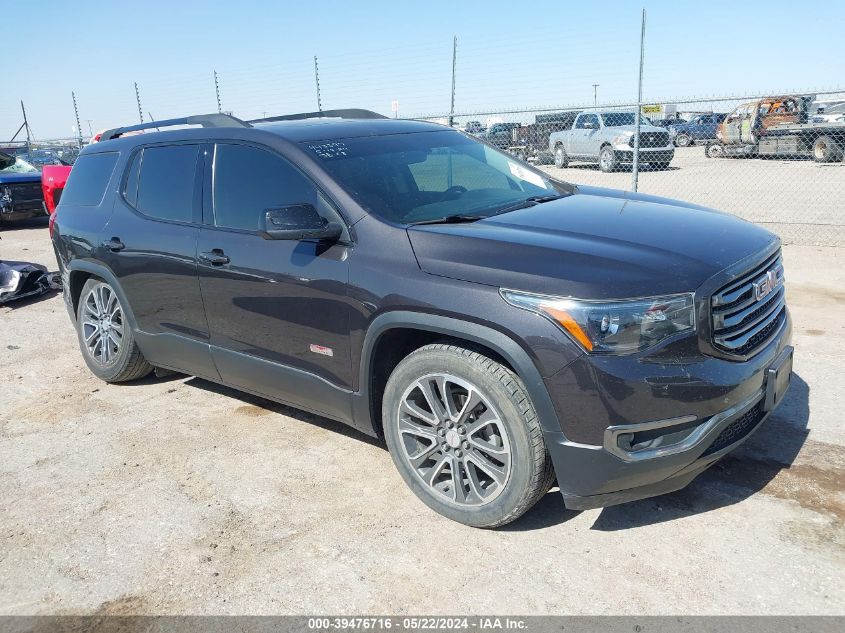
[51,110,793,527]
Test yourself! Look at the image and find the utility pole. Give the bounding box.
[449,36,457,127]
[86,119,94,137]
[21,101,32,154]
[214,70,222,113]
[592,83,599,106]
[631,8,646,193]
[313,56,322,113]
[134,82,144,123]
[71,92,83,146]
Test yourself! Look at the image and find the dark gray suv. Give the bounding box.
[51,110,793,527]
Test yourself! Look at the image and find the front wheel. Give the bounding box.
[674,133,692,147]
[382,343,555,528]
[598,146,617,172]
[76,278,153,383]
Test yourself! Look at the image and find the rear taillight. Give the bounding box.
[49,209,57,238]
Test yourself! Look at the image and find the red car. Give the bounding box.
[41,164,72,214]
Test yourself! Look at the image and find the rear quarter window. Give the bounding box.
[60,152,119,207]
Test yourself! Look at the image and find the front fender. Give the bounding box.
[352,311,563,437]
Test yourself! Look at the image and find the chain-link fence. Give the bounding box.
[419,91,845,247]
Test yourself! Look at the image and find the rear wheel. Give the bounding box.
[813,135,842,163]
[598,146,617,172]
[76,278,153,383]
[382,343,555,528]
[705,142,725,158]
[553,145,569,168]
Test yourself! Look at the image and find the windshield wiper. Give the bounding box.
[409,214,486,226]
[490,194,566,217]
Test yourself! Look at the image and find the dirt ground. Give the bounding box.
[1,216,844,616]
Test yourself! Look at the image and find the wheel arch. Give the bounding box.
[66,260,138,330]
[355,311,562,439]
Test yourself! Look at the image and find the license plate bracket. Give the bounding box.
[764,345,793,412]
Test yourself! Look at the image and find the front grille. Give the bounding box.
[630,131,670,148]
[8,181,43,202]
[711,250,786,357]
[701,401,766,457]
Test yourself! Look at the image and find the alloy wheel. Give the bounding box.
[81,284,124,365]
[397,373,512,506]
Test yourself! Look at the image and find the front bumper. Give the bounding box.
[610,147,675,164]
[543,311,793,510]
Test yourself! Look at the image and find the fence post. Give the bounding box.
[449,36,457,127]
[134,82,144,123]
[72,91,83,147]
[214,70,222,113]
[631,8,646,192]
[314,56,323,113]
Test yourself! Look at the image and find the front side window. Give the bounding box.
[302,130,565,225]
[136,145,199,223]
[212,144,318,231]
[601,112,636,127]
[60,152,119,207]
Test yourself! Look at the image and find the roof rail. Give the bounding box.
[248,108,389,123]
[99,113,252,141]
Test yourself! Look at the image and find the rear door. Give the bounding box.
[100,142,218,380]
[196,141,354,420]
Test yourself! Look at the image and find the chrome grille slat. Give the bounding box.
[711,251,786,356]
[715,298,785,349]
[715,285,784,330]
[713,251,781,305]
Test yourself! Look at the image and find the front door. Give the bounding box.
[100,142,218,380]
[196,142,354,420]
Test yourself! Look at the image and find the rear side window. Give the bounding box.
[60,152,119,206]
[136,145,199,223]
[122,150,141,207]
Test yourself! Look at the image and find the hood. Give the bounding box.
[0,171,42,184]
[609,123,666,135]
[407,186,778,299]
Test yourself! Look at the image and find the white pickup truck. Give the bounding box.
[548,111,675,172]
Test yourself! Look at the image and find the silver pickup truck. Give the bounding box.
[548,111,675,172]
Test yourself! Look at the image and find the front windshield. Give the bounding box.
[0,156,40,174]
[301,130,565,224]
[601,112,637,127]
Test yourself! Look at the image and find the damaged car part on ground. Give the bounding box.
[51,110,792,527]
[0,259,61,304]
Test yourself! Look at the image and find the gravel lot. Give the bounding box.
[540,146,845,247]
[1,208,844,614]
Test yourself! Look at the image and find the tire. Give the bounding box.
[382,343,555,528]
[553,145,569,168]
[674,133,692,147]
[813,135,842,163]
[598,146,617,172]
[76,278,153,383]
[705,142,725,159]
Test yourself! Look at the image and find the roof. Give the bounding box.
[253,117,448,142]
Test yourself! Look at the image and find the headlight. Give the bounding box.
[501,290,696,354]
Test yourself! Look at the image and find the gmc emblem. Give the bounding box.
[753,269,781,301]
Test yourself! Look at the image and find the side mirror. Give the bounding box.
[261,204,342,242]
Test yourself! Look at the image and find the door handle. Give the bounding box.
[199,250,230,265]
[101,237,125,252]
